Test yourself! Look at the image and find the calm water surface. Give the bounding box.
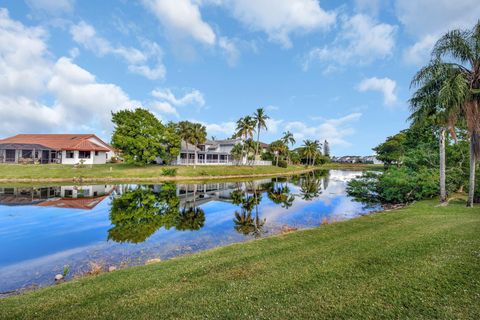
[0,170,378,293]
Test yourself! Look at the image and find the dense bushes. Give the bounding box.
[276,159,288,168]
[347,121,471,204]
[347,168,439,204]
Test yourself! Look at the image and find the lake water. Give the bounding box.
[0,170,378,293]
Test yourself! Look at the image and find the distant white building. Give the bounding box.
[332,155,383,165]
[163,139,271,166]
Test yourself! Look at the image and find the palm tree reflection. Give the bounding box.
[231,183,266,238]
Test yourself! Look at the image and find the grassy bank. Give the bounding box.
[1,199,478,319]
[0,163,380,183]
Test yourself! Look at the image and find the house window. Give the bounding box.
[66,151,74,159]
[79,151,91,159]
[95,151,99,156]
[21,150,32,158]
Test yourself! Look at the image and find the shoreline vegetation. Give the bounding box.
[0,163,382,183]
[1,198,478,319]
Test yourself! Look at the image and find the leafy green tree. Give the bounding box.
[111,108,180,165]
[410,61,460,202]
[177,121,193,165]
[269,140,286,166]
[323,140,330,157]
[253,108,269,160]
[428,21,480,207]
[235,116,256,164]
[190,122,207,168]
[281,131,296,164]
[373,133,406,166]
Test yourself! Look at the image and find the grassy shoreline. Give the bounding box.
[0,199,478,319]
[0,163,382,183]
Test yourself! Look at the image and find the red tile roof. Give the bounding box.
[0,134,112,152]
[36,196,108,210]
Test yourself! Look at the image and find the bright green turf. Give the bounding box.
[0,163,381,181]
[1,199,477,319]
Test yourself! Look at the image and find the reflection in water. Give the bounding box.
[0,170,379,293]
[108,184,180,244]
[231,184,266,238]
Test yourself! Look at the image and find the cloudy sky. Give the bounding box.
[1,0,479,155]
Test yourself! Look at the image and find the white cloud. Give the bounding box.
[265,118,283,134]
[219,37,240,67]
[395,0,480,65]
[354,0,381,16]
[152,101,179,116]
[48,57,138,129]
[403,35,437,65]
[285,113,362,146]
[223,0,336,48]
[70,21,166,80]
[151,88,205,107]
[0,9,139,137]
[303,14,396,71]
[357,77,397,106]
[266,105,279,111]
[142,0,216,45]
[203,121,237,138]
[26,0,74,14]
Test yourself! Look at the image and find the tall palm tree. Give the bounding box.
[427,21,480,207]
[281,131,295,164]
[235,116,256,165]
[302,140,315,166]
[253,108,269,160]
[191,123,207,168]
[178,121,193,165]
[410,61,459,203]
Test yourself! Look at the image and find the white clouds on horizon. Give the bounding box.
[70,21,166,80]
[357,77,397,106]
[0,8,139,138]
[303,14,396,72]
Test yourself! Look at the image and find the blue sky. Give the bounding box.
[1,0,479,155]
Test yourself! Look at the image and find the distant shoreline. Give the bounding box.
[0,163,382,184]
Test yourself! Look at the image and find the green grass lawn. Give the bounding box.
[1,199,478,319]
[0,163,381,182]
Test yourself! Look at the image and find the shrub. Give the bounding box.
[277,159,288,168]
[161,168,177,176]
[347,167,439,204]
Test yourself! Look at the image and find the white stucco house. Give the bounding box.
[163,139,271,166]
[0,134,115,165]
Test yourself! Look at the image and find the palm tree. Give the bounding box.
[269,140,285,166]
[190,123,207,168]
[281,131,295,164]
[302,140,317,166]
[426,21,480,207]
[253,108,269,160]
[235,116,256,165]
[178,121,193,165]
[410,61,459,203]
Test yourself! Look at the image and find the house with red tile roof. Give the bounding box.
[0,134,115,165]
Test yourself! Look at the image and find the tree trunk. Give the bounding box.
[255,127,260,160]
[194,148,197,169]
[439,127,447,203]
[467,134,476,207]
